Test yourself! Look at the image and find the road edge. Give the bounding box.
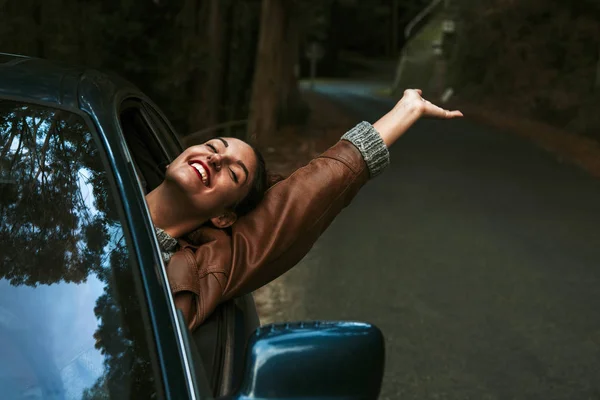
[448,101,600,179]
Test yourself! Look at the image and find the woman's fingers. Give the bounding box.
[448,110,464,118]
[398,89,463,119]
[424,101,463,119]
[437,108,464,118]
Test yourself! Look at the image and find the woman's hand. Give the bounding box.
[374,89,463,148]
[398,89,463,119]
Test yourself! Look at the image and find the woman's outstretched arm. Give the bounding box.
[223,90,462,295]
[374,89,462,147]
[169,90,462,329]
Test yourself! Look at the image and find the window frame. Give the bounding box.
[119,99,263,397]
[116,96,210,399]
[140,101,185,157]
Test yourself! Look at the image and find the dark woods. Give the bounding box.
[0,0,431,143]
[451,0,600,139]
[0,0,332,143]
[0,0,264,139]
[1,0,599,141]
[1,1,599,398]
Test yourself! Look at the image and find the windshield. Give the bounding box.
[0,101,158,399]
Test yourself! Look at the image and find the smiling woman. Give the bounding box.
[145,137,268,240]
[151,89,462,331]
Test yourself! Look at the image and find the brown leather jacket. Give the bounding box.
[166,140,369,331]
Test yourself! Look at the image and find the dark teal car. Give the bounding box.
[0,53,385,399]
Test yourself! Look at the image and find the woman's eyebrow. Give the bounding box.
[216,137,228,147]
[213,137,248,182]
[237,160,249,183]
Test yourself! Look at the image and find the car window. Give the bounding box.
[141,103,183,158]
[120,105,170,193]
[0,101,159,399]
[119,102,219,398]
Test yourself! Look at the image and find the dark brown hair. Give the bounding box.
[231,144,282,217]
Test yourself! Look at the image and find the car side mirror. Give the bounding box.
[226,321,384,399]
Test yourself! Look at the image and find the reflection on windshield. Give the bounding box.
[0,101,155,399]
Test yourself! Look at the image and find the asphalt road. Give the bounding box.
[258,82,600,399]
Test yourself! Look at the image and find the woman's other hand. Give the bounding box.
[399,89,463,119]
[374,89,463,148]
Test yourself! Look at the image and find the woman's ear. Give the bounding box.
[210,211,237,229]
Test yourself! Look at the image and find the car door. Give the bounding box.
[117,98,261,397]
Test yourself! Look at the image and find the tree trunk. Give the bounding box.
[392,0,399,57]
[220,1,235,122]
[186,0,235,134]
[278,7,305,125]
[596,43,600,89]
[247,0,288,143]
[181,0,204,133]
[201,0,233,129]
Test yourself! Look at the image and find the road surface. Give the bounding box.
[255,81,600,399]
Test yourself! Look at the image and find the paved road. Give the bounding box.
[257,81,600,399]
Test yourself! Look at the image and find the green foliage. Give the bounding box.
[450,0,600,138]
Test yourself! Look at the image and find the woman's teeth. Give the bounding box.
[191,163,209,185]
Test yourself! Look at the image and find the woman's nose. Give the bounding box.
[208,153,222,171]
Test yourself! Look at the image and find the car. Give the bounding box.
[0,53,385,400]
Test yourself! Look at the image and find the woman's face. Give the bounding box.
[165,137,257,219]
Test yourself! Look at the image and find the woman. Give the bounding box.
[148,89,462,330]
[146,135,270,256]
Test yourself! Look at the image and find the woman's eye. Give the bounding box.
[207,143,217,153]
[230,169,238,184]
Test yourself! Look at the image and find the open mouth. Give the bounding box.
[189,160,211,186]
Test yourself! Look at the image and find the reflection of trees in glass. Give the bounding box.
[0,101,113,285]
[0,101,155,398]
[84,244,156,399]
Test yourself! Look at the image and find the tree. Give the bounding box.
[248,0,327,143]
[450,0,600,139]
[186,0,236,132]
[0,103,111,286]
[247,0,291,142]
[83,246,155,399]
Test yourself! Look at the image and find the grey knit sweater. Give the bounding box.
[340,121,389,178]
[155,121,389,263]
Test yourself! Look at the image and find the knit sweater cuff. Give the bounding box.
[341,121,390,178]
[155,227,178,263]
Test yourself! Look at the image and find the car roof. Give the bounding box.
[0,52,142,112]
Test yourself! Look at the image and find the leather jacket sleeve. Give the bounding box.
[224,139,370,297]
[167,139,370,330]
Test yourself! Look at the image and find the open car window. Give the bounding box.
[119,105,170,193]
[119,100,216,397]
[119,101,183,194]
[118,101,242,398]
[0,100,160,399]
